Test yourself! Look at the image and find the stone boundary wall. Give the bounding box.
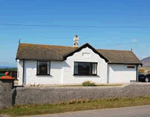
[1,82,150,109]
[14,83,150,105]
[0,80,14,109]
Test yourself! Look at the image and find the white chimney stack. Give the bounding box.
[73,35,79,47]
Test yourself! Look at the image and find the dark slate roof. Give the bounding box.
[16,43,77,61]
[16,43,142,65]
[97,49,141,64]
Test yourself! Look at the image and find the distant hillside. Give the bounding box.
[141,57,150,67]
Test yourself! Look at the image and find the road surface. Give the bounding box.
[24,105,150,117]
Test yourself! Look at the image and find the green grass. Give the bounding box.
[1,96,150,116]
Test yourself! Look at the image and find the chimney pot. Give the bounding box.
[73,35,79,47]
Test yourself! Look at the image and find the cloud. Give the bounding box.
[131,39,138,42]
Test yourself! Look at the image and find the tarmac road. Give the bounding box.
[24,105,150,117]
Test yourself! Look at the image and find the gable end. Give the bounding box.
[63,43,108,62]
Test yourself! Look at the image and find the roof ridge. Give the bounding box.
[20,43,75,48]
[21,43,131,52]
[97,48,131,52]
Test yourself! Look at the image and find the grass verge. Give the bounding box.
[1,96,150,116]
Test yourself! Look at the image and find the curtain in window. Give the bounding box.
[92,63,97,74]
[47,62,50,74]
[74,62,78,74]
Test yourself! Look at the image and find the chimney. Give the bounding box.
[73,35,79,47]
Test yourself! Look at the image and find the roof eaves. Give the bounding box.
[17,58,64,61]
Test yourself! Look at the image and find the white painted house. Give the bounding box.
[16,36,142,85]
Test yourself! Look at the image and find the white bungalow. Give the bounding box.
[16,36,142,85]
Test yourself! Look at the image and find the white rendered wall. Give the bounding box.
[63,47,108,84]
[23,61,63,85]
[108,64,136,83]
[17,60,23,85]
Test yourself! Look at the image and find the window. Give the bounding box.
[127,65,135,68]
[37,61,50,75]
[74,62,97,75]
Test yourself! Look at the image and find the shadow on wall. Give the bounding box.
[64,62,70,68]
[12,88,17,106]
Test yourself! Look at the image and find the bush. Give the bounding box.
[82,81,96,86]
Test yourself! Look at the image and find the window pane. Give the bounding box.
[74,62,97,75]
[37,62,50,75]
[78,62,90,75]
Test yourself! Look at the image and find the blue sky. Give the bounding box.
[0,0,150,67]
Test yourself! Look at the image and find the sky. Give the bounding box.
[0,0,150,67]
